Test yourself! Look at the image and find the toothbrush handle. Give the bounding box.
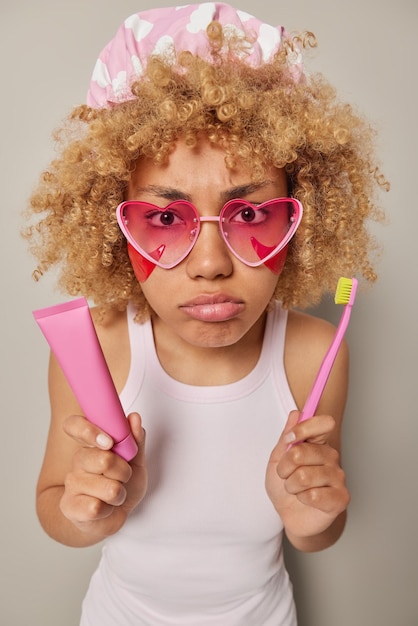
[298,304,353,423]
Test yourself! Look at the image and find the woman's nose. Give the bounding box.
[185,221,233,280]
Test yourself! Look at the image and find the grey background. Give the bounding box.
[1,1,417,624]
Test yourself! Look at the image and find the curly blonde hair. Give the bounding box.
[23,22,387,317]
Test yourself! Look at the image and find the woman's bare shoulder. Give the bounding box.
[286,308,339,344]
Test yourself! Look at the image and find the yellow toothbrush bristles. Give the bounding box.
[334,277,355,304]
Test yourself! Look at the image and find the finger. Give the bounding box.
[63,414,114,451]
[64,469,127,508]
[287,414,336,448]
[283,460,344,495]
[278,440,341,479]
[73,446,133,483]
[294,485,350,515]
[60,492,116,524]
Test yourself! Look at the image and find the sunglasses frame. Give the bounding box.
[116,197,303,270]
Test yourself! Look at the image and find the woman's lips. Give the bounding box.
[180,295,245,322]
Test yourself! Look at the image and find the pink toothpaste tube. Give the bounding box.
[33,297,138,461]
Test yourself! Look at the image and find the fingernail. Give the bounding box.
[284,431,296,445]
[96,433,113,449]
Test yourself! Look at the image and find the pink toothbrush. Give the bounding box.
[289,277,358,446]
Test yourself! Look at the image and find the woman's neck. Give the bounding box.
[151,312,267,386]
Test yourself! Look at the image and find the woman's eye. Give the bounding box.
[146,210,184,227]
[231,206,267,224]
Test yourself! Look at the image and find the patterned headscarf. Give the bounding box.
[87,2,302,108]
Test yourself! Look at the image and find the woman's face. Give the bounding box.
[126,136,288,351]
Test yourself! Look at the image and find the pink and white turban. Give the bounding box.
[87,2,303,108]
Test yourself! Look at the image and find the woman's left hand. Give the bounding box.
[266,410,350,550]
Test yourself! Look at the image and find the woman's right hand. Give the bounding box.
[59,412,147,540]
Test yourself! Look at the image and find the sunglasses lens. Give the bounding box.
[221,199,298,264]
[120,201,198,267]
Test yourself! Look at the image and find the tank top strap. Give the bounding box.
[119,302,148,412]
[268,302,297,413]
[264,301,288,356]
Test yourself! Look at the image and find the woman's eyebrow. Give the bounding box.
[220,181,272,203]
[132,181,273,203]
[131,184,193,202]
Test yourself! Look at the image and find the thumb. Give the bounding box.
[127,412,146,467]
[269,409,301,463]
[121,412,147,513]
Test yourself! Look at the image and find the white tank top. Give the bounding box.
[80,302,298,625]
